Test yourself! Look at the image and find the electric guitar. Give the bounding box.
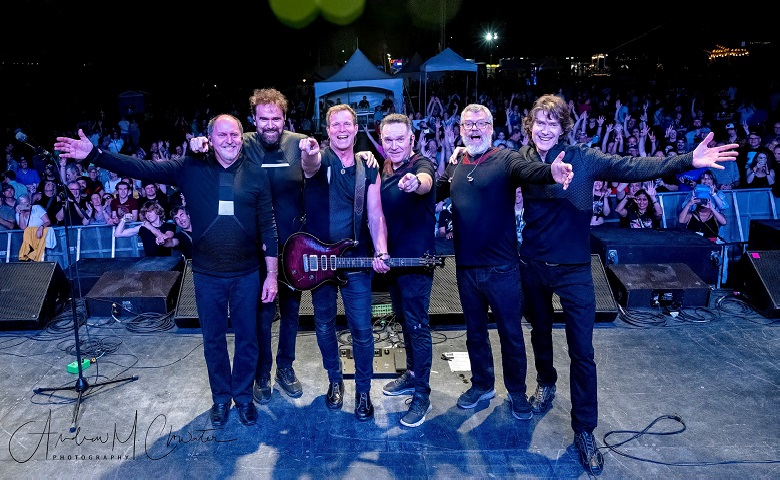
[282,232,445,291]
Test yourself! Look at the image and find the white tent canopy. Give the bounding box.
[420,47,478,109]
[314,49,404,132]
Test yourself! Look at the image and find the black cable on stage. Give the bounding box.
[123,311,176,333]
[603,414,780,467]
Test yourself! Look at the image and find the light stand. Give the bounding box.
[33,181,137,432]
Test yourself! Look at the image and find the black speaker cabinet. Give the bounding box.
[748,219,780,251]
[741,251,780,318]
[550,254,619,322]
[86,270,182,318]
[607,263,710,308]
[174,259,199,328]
[74,256,183,297]
[591,228,721,285]
[0,262,69,330]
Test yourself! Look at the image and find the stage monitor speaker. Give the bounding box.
[741,251,780,318]
[86,270,181,318]
[72,256,183,297]
[591,228,721,285]
[0,262,69,330]
[607,263,710,308]
[747,219,780,251]
[174,259,199,328]
[551,254,619,322]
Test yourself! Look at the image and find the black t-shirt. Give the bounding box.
[139,222,176,256]
[173,228,193,259]
[303,147,378,258]
[380,154,437,258]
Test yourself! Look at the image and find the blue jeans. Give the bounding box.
[519,257,597,434]
[193,270,260,404]
[257,285,302,379]
[455,263,527,396]
[311,270,374,393]
[388,270,433,398]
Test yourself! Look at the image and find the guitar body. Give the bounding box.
[282,232,356,291]
[282,232,446,291]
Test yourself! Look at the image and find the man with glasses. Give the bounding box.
[56,181,90,226]
[436,104,573,422]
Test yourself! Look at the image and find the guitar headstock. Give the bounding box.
[421,254,446,269]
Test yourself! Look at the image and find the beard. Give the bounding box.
[464,136,491,157]
[259,127,282,149]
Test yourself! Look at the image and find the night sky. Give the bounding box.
[3,1,773,82]
[1,1,776,135]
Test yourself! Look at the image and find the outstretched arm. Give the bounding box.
[54,129,94,160]
[299,137,322,178]
[550,152,574,190]
[691,132,739,170]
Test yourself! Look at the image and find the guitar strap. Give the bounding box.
[353,157,366,242]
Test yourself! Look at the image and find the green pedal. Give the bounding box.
[67,358,91,374]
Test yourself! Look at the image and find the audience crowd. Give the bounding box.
[1,73,779,259]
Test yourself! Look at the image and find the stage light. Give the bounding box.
[268,0,366,28]
[320,0,365,26]
[269,0,320,29]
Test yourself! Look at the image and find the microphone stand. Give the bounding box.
[34,185,138,432]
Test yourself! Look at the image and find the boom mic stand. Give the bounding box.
[33,180,138,432]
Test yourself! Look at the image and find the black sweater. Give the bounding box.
[519,142,694,264]
[87,147,277,277]
[436,147,554,267]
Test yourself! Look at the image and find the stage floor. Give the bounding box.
[1,289,778,479]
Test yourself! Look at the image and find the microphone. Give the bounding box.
[15,129,52,157]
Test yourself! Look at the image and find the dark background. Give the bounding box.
[2,1,776,141]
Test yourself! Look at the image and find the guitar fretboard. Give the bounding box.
[303,255,425,272]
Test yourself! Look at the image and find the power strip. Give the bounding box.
[340,346,406,378]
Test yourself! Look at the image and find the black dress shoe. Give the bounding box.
[325,381,344,410]
[253,375,272,405]
[354,391,374,421]
[210,402,230,427]
[236,402,257,426]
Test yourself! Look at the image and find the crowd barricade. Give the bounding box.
[656,189,776,286]
[0,223,145,270]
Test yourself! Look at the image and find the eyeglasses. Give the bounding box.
[462,121,491,130]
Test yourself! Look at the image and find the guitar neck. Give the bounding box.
[334,257,427,269]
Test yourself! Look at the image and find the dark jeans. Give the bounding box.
[455,263,527,396]
[257,285,302,379]
[193,270,260,405]
[387,270,433,398]
[311,270,374,393]
[519,257,597,434]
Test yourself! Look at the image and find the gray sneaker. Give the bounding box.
[529,383,556,414]
[508,393,533,420]
[383,370,415,396]
[456,386,495,409]
[400,394,432,428]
